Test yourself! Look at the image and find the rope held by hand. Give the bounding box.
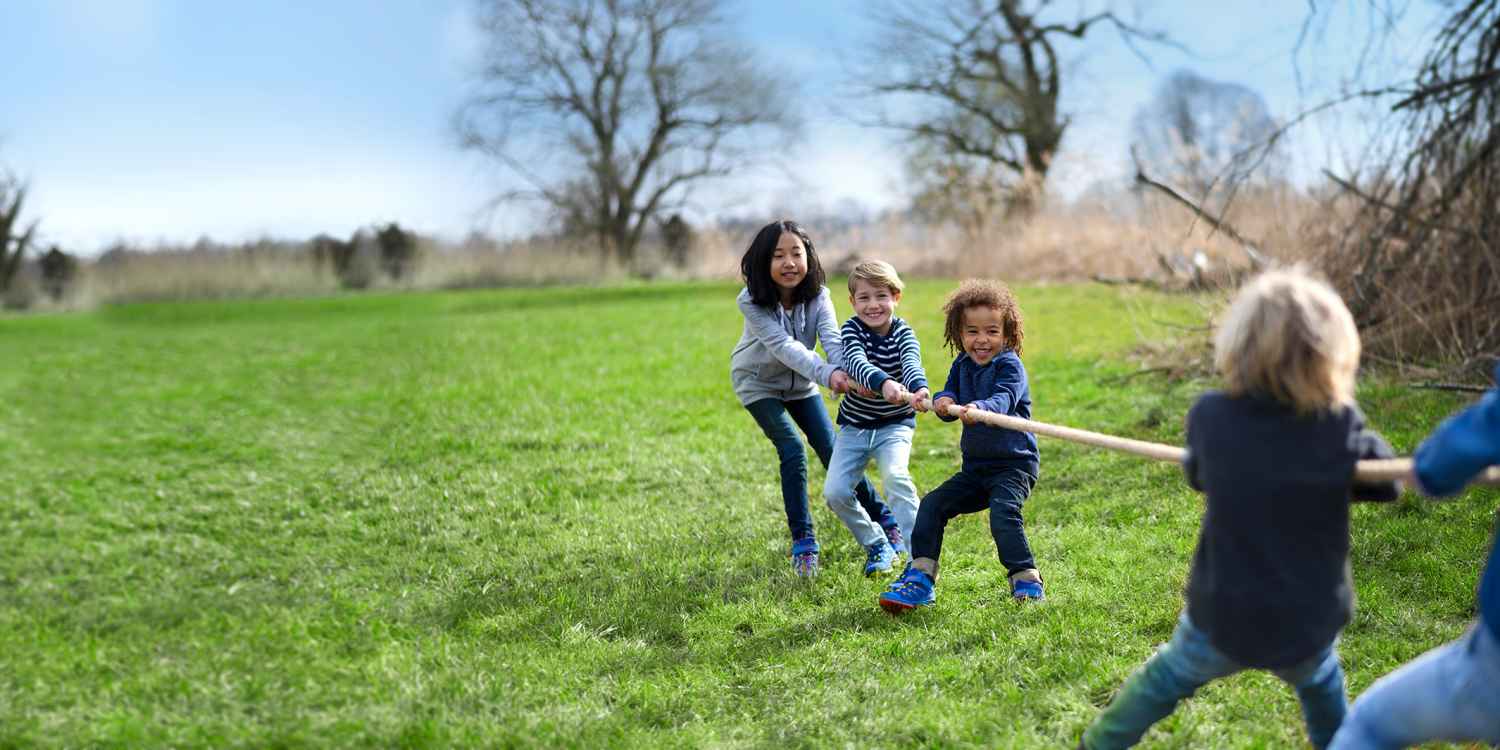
[909,397,1500,487]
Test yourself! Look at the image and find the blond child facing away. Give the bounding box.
[822,261,930,576]
[1079,267,1402,750]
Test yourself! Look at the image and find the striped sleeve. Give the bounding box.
[840,319,890,391]
[895,324,927,391]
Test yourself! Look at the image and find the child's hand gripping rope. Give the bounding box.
[902,394,1500,485]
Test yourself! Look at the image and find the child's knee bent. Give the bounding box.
[823,480,858,509]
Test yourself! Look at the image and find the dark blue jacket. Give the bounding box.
[1182,392,1400,668]
[933,351,1039,475]
[1413,363,1500,639]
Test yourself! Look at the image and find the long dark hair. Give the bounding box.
[739,219,826,308]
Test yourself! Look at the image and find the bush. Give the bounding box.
[38,246,78,302]
[376,222,418,282]
[660,214,695,269]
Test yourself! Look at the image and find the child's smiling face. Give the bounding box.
[850,278,899,334]
[960,305,1005,365]
[770,232,808,301]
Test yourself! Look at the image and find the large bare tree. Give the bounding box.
[456,0,797,268]
[858,0,1167,216]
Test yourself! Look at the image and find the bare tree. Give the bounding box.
[1,172,38,294]
[1309,0,1500,371]
[456,0,797,270]
[857,0,1169,216]
[1129,69,1285,203]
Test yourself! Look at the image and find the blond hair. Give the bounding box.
[847,260,904,296]
[1214,266,1361,414]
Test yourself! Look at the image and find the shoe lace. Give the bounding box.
[886,526,905,545]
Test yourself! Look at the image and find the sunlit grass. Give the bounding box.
[1,280,1492,747]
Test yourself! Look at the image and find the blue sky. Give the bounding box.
[1,0,1443,253]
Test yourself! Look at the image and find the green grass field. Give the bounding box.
[2,280,1495,748]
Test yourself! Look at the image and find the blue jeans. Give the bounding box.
[744,395,891,546]
[1329,618,1500,749]
[823,423,918,547]
[1083,613,1347,750]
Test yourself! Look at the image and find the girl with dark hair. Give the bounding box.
[730,220,902,577]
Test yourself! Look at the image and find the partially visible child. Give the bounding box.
[822,260,930,577]
[730,220,902,577]
[1328,364,1500,749]
[1079,267,1402,750]
[878,279,1043,611]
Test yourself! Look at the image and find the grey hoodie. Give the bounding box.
[729,286,847,406]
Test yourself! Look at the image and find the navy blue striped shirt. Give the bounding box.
[837,316,929,428]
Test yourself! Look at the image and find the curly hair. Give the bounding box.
[941,279,1024,356]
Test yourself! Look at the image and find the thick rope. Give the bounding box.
[899,395,1500,487]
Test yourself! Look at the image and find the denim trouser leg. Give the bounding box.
[1329,619,1500,750]
[983,468,1036,576]
[871,424,919,543]
[823,426,886,547]
[1271,641,1348,749]
[909,469,986,562]
[1084,613,1346,750]
[909,466,1035,574]
[746,396,885,545]
[1083,613,1241,750]
[745,398,816,543]
[784,396,890,527]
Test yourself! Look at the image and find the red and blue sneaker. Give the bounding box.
[1010,576,1045,601]
[878,564,935,613]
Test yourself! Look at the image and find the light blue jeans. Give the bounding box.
[1329,618,1500,749]
[1083,613,1347,749]
[822,423,918,548]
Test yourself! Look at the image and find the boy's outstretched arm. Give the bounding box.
[1414,371,1500,497]
[897,325,929,395]
[839,321,889,393]
[970,356,1024,416]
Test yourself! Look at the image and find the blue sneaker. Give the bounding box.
[878,564,935,613]
[882,523,908,557]
[1011,577,1045,601]
[863,541,897,577]
[791,537,820,578]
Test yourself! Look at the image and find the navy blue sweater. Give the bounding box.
[933,351,1039,475]
[1183,392,1400,669]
